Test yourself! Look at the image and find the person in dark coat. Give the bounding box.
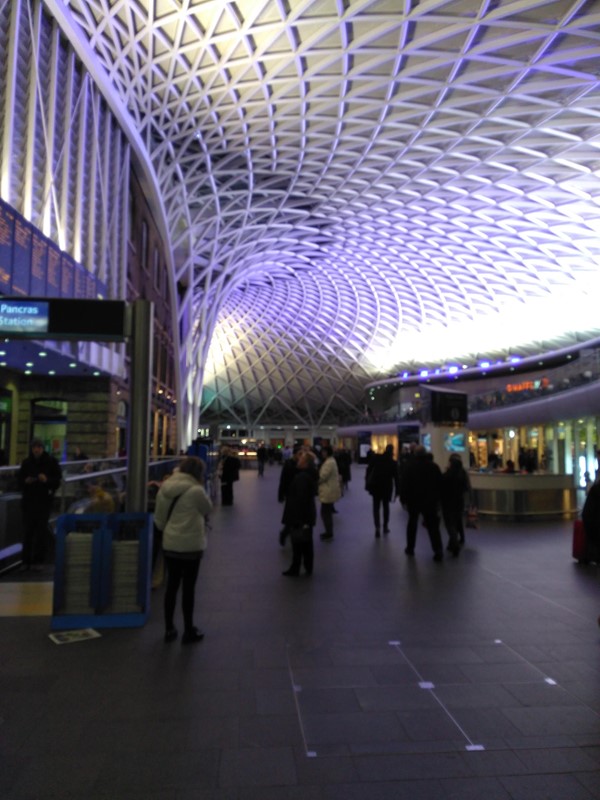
[335,447,352,493]
[277,446,302,545]
[218,446,241,506]
[17,438,62,570]
[441,454,471,556]
[365,444,401,537]
[281,450,318,576]
[581,480,600,563]
[399,445,444,561]
[256,444,267,476]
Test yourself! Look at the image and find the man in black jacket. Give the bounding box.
[581,480,600,563]
[281,450,318,576]
[365,444,400,537]
[219,446,241,506]
[400,445,444,561]
[18,438,62,570]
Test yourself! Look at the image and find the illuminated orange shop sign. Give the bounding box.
[506,378,549,393]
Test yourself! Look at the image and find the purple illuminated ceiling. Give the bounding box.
[62,1,600,426]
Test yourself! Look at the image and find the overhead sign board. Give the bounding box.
[0,300,49,335]
[0,298,128,341]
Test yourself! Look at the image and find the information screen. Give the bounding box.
[0,298,127,340]
[0,299,49,336]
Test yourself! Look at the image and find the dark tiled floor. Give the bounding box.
[1,463,599,799]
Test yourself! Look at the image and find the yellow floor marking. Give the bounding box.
[0,582,53,616]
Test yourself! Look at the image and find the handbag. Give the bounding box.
[154,488,190,533]
[152,488,191,587]
[290,524,312,545]
[465,505,479,529]
[153,488,190,556]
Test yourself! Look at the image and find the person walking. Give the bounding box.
[441,454,471,556]
[365,444,401,537]
[218,446,241,506]
[154,456,213,644]
[17,438,62,570]
[256,443,267,476]
[277,446,309,545]
[318,445,341,541]
[281,450,318,576]
[335,447,352,494]
[581,478,600,564]
[400,446,444,561]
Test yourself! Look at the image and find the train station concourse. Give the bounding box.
[0,2,599,797]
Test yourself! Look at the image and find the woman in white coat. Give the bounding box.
[154,456,213,643]
[318,445,341,541]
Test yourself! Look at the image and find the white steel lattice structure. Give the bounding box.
[5,1,600,438]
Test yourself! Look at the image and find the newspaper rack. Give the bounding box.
[52,513,152,630]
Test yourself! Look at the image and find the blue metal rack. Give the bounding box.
[52,512,152,630]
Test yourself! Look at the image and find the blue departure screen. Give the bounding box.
[0,299,49,335]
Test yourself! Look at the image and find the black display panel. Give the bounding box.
[430,390,468,424]
[0,298,127,340]
[420,386,468,425]
[47,298,127,339]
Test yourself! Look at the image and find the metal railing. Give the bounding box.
[0,456,181,524]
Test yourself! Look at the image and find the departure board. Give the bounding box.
[60,253,75,297]
[0,204,14,292]
[11,218,31,296]
[46,244,61,297]
[0,198,104,302]
[31,230,48,296]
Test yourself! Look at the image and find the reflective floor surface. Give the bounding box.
[1,463,599,799]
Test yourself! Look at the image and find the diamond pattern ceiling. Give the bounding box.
[59,0,600,427]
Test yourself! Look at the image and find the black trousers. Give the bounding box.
[443,508,464,550]
[371,492,390,531]
[22,504,51,566]
[321,503,334,536]
[288,526,314,574]
[221,481,234,505]
[406,505,443,556]
[164,553,202,632]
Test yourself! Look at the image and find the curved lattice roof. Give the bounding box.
[59,0,600,427]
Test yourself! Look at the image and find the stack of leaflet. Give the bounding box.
[63,532,94,614]
[109,540,140,613]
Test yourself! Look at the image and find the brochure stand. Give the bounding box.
[51,513,152,630]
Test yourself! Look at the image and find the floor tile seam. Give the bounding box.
[343,736,588,757]
[479,565,593,624]
[493,639,600,720]
[289,640,484,755]
[289,636,600,758]
[389,640,488,751]
[287,643,590,692]
[285,642,316,758]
